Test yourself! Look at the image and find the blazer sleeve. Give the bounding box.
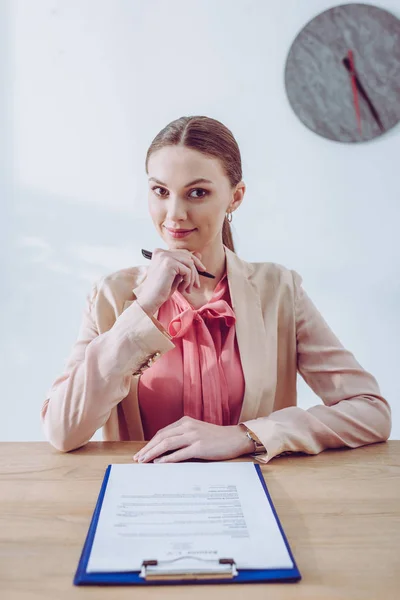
[41,279,175,452]
[242,270,392,464]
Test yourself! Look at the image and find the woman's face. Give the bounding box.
[147,146,244,252]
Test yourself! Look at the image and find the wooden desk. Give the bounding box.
[0,441,399,600]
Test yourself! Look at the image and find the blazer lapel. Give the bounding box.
[124,248,276,422]
[225,247,275,422]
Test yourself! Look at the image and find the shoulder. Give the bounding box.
[236,258,304,311]
[226,248,304,302]
[247,260,303,291]
[99,265,147,293]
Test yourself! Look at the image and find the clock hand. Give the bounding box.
[353,74,385,133]
[342,56,385,133]
[345,50,362,135]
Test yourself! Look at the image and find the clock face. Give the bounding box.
[284,3,400,142]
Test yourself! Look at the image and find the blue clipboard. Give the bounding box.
[74,463,301,586]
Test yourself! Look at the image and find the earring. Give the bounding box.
[226,211,233,223]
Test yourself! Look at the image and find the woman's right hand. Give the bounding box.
[135,248,207,316]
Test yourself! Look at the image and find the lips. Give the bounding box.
[165,227,195,233]
[165,227,196,238]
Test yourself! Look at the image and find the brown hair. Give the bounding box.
[145,115,243,253]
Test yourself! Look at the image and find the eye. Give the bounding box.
[151,186,168,197]
[189,188,209,199]
[151,186,209,199]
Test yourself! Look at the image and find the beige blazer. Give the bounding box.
[41,246,391,462]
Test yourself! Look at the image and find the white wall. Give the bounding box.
[1,0,399,442]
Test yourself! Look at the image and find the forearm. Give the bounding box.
[42,301,174,452]
[242,392,391,464]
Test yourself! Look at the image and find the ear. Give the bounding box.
[229,180,246,213]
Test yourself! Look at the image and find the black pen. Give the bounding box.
[141,249,215,279]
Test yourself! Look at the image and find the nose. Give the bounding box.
[165,197,188,221]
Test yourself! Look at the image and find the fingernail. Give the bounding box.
[139,454,147,463]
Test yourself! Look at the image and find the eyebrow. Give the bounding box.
[148,177,214,187]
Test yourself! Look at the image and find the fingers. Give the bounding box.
[154,446,196,463]
[187,259,199,293]
[154,248,206,293]
[174,262,192,293]
[135,434,189,463]
[133,423,185,461]
[186,253,206,290]
[190,253,207,273]
[154,247,207,275]
[175,257,199,293]
[191,256,206,289]
[133,417,194,462]
[167,250,206,291]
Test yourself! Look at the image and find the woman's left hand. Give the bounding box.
[132,416,254,463]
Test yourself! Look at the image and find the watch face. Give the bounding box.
[284,3,400,142]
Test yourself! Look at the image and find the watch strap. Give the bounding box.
[242,426,266,455]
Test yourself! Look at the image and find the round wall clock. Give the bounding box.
[284,3,400,142]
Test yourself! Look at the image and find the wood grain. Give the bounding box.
[0,441,399,599]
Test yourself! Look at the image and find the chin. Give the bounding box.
[166,239,195,249]
[162,229,199,245]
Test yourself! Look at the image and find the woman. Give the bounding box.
[41,115,391,464]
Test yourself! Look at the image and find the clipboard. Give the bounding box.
[74,463,301,586]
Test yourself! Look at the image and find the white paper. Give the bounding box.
[86,462,293,573]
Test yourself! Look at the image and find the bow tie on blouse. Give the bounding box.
[167,281,237,425]
[168,299,236,338]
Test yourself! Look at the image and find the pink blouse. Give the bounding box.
[137,273,245,440]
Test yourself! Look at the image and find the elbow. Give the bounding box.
[42,415,89,453]
[41,396,93,453]
[45,427,87,453]
[366,395,392,443]
[378,403,392,442]
[48,436,86,453]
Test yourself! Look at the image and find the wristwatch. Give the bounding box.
[240,425,266,455]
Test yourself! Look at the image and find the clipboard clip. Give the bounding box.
[140,556,238,581]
